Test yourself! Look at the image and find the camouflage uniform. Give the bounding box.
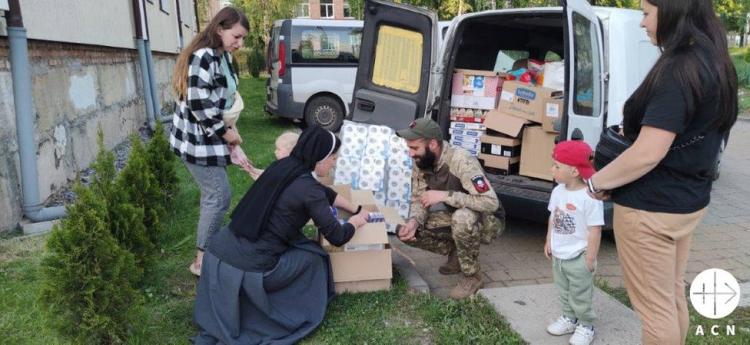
[406,142,500,276]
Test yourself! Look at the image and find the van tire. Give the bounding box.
[305,96,344,132]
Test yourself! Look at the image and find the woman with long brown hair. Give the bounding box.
[170,6,251,276]
[587,1,737,344]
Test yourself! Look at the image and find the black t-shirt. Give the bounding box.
[612,58,724,214]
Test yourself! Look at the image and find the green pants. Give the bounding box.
[552,252,596,327]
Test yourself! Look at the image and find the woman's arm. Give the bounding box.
[590,125,676,191]
[186,49,227,138]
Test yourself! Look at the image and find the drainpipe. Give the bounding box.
[133,0,156,127]
[144,40,163,120]
[6,0,66,222]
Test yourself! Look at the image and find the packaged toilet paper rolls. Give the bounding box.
[357,156,386,191]
[340,121,369,157]
[334,156,360,187]
[374,191,387,206]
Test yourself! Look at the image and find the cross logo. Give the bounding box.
[689,268,740,319]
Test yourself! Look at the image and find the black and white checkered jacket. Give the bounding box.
[170,48,235,166]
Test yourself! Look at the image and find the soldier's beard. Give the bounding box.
[415,148,436,170]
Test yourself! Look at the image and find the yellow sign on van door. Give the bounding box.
[372,25,423,94]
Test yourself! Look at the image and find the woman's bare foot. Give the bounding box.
[189,250,204,276]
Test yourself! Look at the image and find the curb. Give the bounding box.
[390,237,430,294]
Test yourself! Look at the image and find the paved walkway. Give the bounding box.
[392,119,750,297]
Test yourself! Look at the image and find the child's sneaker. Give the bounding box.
[569,324,595,345]
[547,315,578,335]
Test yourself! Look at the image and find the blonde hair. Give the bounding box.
[275,131,300,152]
[172,7,249,100]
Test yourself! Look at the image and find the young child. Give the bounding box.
[544,140,603,345]
[249,131,299,179]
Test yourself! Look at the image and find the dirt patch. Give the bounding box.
[0,235,47,263]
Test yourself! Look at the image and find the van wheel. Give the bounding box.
[305,96,344,132]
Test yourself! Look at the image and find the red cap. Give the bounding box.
[552,140,595,179]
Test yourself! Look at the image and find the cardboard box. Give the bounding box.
[450,139,481,151]
[450,121,487,131]
[478,154,520,175]
[541,96,563,133]
[519,126,557,181]
[450,115,485,123]
[448,128,485,137]
[498,81,563,124]
[480,134,521,157]
[450,69,502,110]
[484,109,531,138]
[319,185,396,294]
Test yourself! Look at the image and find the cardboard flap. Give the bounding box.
[454,68,501,77]
[350,189,377,205]
[484,110,530,138]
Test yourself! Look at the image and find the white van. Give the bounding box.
[265,18,452,131]
[349,0,661,225]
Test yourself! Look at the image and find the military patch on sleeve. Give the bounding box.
[471,175,490,193]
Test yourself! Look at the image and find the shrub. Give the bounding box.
[90,131,155,273]
[39,185,141,344]
[247,47,265,78]
[145,122,179,205]
[117,136,165,247]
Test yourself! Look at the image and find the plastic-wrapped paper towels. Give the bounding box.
[334,156,360,188]
[358,156,386,191]
[386,168,411,201]
[339,121,369,158]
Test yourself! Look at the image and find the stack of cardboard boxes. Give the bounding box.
[450,66,564,181]
[448,69,503,156]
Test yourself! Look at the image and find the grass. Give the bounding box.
[596,278,750,344]
[730,47,750,116]
[0,77,525,344]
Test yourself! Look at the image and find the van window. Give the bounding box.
[291,26,362,63]
[572,13,601,117]
[494,50,529,72]
[372,25,423,93]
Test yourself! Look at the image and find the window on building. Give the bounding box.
[343,3,352,18]
[159,0,169,13]
[321,0,335,18]
[297,2,310,17]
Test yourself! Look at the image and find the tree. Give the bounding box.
[90,130,155,276]
[39,185,141,344]
[117,136,165,247]
[233,0,299,55]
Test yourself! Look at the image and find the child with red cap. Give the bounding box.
[544,140,604,345]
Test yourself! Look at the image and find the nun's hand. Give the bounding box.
[348,213,368,228]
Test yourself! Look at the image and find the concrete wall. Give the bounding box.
[0,40,177,232]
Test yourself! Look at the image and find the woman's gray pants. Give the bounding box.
[185,162,231,250]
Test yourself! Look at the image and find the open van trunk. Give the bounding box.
[436,10,566,221]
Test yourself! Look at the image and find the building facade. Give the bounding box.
[0,0,198,232]
[297,0,354,20]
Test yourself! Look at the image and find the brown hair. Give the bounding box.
[172,7,249,100]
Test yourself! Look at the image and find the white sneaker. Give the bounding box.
[569,324,595,345]
[547,315,578,335]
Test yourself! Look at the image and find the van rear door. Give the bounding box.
[563,0,606,147]
[350,0,438,129]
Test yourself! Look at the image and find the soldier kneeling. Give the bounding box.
[396,118,502,299]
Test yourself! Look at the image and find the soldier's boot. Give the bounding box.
[449,273,483,300]
[438,249,461,275]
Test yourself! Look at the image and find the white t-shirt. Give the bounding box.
[547,184,604,260]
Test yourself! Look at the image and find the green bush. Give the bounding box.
[39,185,141,344]
[90,131,155,274]
[233,47,250,77]
[247,47,265,78]
[145,122,178,205]
[117,136,165,247]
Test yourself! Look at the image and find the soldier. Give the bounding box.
[396,118,501,299]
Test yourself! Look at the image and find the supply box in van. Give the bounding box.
[347,0,660,225]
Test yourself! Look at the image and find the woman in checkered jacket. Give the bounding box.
[170,7,249,276]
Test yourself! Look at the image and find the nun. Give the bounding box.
[192,126,369,345]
